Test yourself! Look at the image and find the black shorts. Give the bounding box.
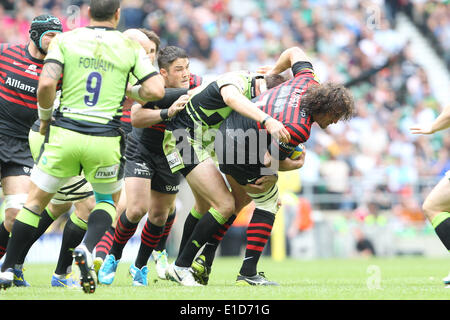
[0,133,34,178]
[124,135,180,194]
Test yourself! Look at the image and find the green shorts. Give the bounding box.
[163,125,217,176]
[35,125,125,184]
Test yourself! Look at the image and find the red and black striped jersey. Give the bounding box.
[0,43,46,139]
[254,61,319,159]
[131,73,203,153]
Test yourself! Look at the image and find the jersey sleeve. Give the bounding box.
[132,46,158,84]
[44,34,64,66]
[142,88,188,110]
[216,72,247,94]
[291,61,319,82]
[268,123,311,160]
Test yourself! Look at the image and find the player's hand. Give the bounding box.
[281,151,306,170]
[246,174,278,193]
[264,117,290,143]
[245,175,278,193]
[39,119,51,136]
[410,123,434,135]
[168,95,189,118]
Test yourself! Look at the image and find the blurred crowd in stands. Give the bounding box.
[0,0,448,249]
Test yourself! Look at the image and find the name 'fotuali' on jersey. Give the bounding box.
[78,57,115,73]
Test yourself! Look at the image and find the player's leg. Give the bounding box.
[0,167,67,289]
[167,158,235,286]
[0,171,30,262]
[71,132,124,293]
[148,165,181,281]
[131,190,176,285]
[232,176,280,286]
[192,174,250,285]
[98,177,150,285]
[51,195,95,288]
[93,187,126,270]
[422,172,450,287]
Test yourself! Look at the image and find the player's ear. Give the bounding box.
[159,68,168,78]
[115,8,121,22]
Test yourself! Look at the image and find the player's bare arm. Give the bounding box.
[38,61,62,108]
[268,46,311,75]
[131,94,189,128]
[220,84,291,143]
[37,62,63,135]
[128,74,165,102]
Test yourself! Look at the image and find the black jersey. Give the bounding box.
[0,43,60,140]
[131,87,189,153]
[131,73,202,153]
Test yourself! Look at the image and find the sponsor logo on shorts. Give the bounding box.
[134,162,151,176]
[23,166,31,174]
[165,185,179,192]
[167,152,183,169]
[95,164,119,179]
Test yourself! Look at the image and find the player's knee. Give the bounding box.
[215,198,235,218]
[126,203,148,222]
[422,199,438,221]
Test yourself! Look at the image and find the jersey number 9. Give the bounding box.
[84,72,102,106]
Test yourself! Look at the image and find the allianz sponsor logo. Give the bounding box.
[5,76,36,93]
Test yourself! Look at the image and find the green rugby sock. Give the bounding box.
[17,207,58,265]
[178,208,202,254]
[176,208,225,267]
[0,207,40,272]
[432,212,450,251]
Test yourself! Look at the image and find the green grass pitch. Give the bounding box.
[0,256,448,300]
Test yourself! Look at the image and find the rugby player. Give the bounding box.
[93,28,161,275]
[156,68,290,286]
[0,14,75,287]
[410,103,450,288]
[192,46,355,286]
[99,46,203,286]
[0,0,165,293]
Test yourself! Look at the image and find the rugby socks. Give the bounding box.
[0,222,9,260]
[155,209,176,252]
[239,208,275,277]
[0,207,40,272]
[432,212,450,251]
[178,208,202,254]
[16,207,57,265]
[176,208,226,267]
[55,212,87,275]
[109,211,138,260]
[201,214,236,267]
[134,219,164,269]
[94,226,115,261]
[83,202,114,253]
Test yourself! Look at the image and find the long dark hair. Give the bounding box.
[302,82,355,120]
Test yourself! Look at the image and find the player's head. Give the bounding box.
[158,46,190,88]
[89,0,120,25]
[138,28,160,64]
[304,82,355,129]
[124,28,159,64]
[29,14,63,55]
